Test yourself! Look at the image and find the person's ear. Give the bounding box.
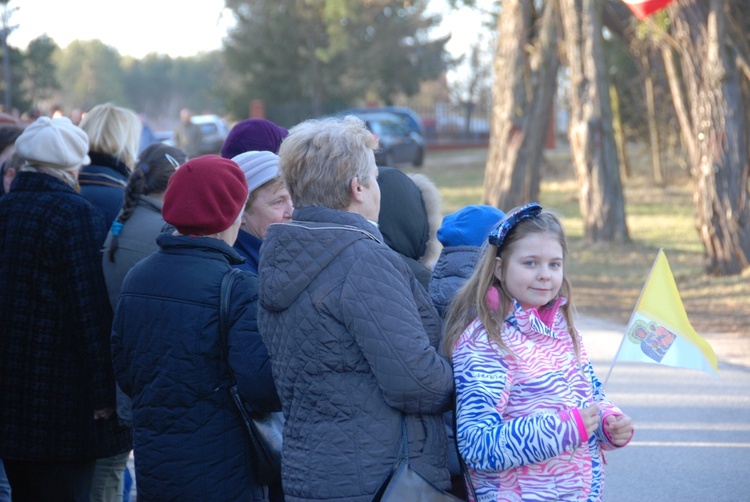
[350,176,364,203]
[494,257,503,282]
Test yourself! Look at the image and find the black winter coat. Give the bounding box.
[0,171,131,461]
[112,234,279,501]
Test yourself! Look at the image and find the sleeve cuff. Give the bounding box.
[559,407,589,443]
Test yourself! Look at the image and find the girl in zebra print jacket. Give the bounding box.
[444,203,634,502]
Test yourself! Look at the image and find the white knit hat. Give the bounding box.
[231,150,280,193]
[15,116,90,170]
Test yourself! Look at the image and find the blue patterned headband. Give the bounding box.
[488,202,542,255]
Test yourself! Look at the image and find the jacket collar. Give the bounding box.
[292,205,384,243]
[156,233,246,266]
[506,297,568,339]
[10,170,80,195]
[85,152,131,180]
[233,229,262,274]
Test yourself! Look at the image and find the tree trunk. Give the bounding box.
[668,0,750,275]
[609,83,631,179]
[558,0,628,242]
[643,54,664,183]
[483,0,558,209]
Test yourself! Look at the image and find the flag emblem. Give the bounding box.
[626,318,676,363]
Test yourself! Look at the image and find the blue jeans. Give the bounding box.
[0,459,10,502]
[122,464,132,502]
[90,452,130,502]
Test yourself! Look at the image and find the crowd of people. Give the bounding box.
[0,103,634,502]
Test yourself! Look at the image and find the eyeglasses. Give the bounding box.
[488,202,542,256]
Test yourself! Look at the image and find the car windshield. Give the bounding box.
[368,118,404,137]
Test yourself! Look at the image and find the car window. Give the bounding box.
[200,124,218,135]
[400,116,419,132]
[367,120,384,137]
[376,119,406,136]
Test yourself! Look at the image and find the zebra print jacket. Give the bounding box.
[453,298,630,502]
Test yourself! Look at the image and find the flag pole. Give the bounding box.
[602,249,662,386]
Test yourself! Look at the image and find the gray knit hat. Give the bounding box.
[232,150,281,193]
[15,116,90,170]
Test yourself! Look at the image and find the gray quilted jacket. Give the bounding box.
[258,206,454,502]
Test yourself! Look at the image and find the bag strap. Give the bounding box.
[452,397,478,501]
[218,268,242,385]
[218,268,276,487]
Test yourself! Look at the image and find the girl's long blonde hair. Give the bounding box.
[443,209,579,359]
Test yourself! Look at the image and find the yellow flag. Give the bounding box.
[616,249,719,377]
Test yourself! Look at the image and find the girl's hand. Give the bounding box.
[579,404,601,437]
[603,413,634,446]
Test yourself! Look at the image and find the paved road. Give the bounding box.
[579,317,750,502]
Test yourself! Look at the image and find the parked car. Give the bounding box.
[191,114,230,155]
[340,106,425,137]
[338,111,424,167]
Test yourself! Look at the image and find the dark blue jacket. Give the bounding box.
[79,152,130,231]
[428,245,483,319]
[233,228,262,274]
[0,172,131,461]
[112,234,279,501]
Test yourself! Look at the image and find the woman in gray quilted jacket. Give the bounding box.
[258,115,455,502]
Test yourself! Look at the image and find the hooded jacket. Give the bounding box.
[258,205,454,502]
[377,166,442,289]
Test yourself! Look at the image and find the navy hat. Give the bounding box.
[437,205,505,247]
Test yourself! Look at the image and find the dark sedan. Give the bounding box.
[350,111,425,167]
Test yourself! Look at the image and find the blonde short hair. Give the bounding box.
[79,102,142,171]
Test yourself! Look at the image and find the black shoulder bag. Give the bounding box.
[219,268,284,485]
[372,414,464,501]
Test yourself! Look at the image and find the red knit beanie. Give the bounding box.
[163,155,248,236]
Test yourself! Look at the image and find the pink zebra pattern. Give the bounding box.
[453,298,625,501]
